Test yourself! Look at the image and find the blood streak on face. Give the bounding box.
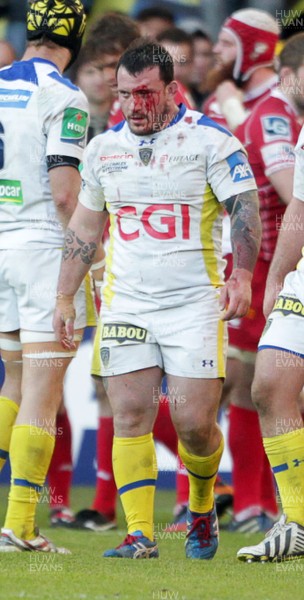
[117,66,173,136]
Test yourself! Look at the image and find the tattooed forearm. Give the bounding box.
[223,190,261,272]
[62,227,97,265]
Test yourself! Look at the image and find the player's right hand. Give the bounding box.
[53,292,76,349]
[220,268,252,321]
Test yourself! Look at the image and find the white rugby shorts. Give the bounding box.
[95,288,228,378]
[258,271,304,360]
[0,248,87,333]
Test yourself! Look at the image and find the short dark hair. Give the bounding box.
[191,29,212,44]
[157,27,193,47]
[137,6,174,24]
[279,32,304,72]
[116,39,174,85]
[86,12,140,57]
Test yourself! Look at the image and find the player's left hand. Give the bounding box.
[219,268,252,321]
[53,292,76,349]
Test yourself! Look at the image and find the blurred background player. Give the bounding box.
[157,26,195,107]
[71,44,113,140]
[204,8,279,131]
[189,28,213,109]
[203,8,281,532]
[0,39,15,68]
[136,5,175,38]
[0,0,27,58]
[0,0,89,553]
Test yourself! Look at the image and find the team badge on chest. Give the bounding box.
[139,147,153,165]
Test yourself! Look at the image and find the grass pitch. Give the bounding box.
[0,486,303,600]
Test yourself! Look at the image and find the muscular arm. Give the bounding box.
[54,202,108,345]
[221,189,261,320]
[268,167,294,206]
[224,189,261,272]
[264,196,304,318]
[49,166,81,227]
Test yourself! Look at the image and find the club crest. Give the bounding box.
[139,147,153,165]
[100,347,110,367]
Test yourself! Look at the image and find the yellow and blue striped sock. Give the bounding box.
[178,436,224,514]
[4,425,55,540]
[264,428,304,526]
[113,433,157,540]
[0,396,19,471]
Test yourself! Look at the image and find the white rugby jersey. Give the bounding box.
[0,58,88,248]
[79,104,257,311]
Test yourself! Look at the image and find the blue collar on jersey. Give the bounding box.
[168,103,187,128]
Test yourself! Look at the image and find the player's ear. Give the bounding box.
[279,65,294,86]
[166,80,178,98]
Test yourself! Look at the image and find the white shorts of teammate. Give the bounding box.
[97,288,228,379]
[0,248,87,340]
[258,270,304,360]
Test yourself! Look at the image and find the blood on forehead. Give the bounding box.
[131,84,161,110]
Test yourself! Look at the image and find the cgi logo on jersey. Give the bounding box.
[226,151,254,183]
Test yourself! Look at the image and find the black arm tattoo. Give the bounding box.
[62,227,97,265]
[223,190,261,272]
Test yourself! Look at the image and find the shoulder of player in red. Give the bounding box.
[201,77,279,130]
[241,87,302,149]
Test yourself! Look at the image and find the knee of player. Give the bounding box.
[251,375,274,416]
[113,407,151,436]
[177,422,214,452]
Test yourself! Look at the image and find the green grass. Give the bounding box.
[0,486,303,600]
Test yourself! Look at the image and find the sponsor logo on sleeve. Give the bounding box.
[261,116,291,142]
[101,323,148,344]
[0,89,32,108]
[226,151,254,182]
[60,107,88,146]
[0,179,23,204]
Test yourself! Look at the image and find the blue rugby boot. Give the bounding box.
[103,530,159,559]
[185,506,219,559]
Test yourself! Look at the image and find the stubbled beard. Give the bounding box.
[205,61,243,92]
